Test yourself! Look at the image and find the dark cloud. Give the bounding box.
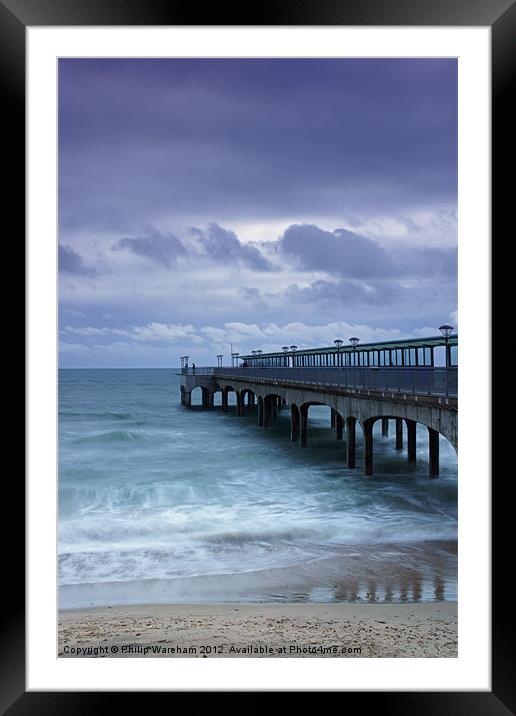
[113,231,186,267]
[58,58,457,231]
[278,224,396,278]
[59,244,96,276]
[285,278,401,306]
[197,223,275,272]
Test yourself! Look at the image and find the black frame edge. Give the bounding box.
[9,0,514,710]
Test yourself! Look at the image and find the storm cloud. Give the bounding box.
[278,224,397,278]
[59,244,96,276]
[58,58,458,367]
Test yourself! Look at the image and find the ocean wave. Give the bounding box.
[72,429,152,445]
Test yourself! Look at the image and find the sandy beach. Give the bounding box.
[58,602,457,658]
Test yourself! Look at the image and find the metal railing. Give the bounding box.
[181,366,457,398]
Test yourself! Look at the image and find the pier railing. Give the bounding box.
[181,366,457,397]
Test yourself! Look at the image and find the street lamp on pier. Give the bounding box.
[216,354,223,367]
[439,324,454,396]
[334,338,343,366]
[349,337,359,366]
[349,337,359,387]
[290,345,298,368]
[282,346,289,367]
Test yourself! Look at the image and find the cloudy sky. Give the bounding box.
[58,58,457,367]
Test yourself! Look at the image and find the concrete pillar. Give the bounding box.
[364,420,374,476]
[395,418,403,449]
[335,412,344,440]
[180,387,185,406]
[291,405,300,441]
[346,417,356,469]
[406,419,417,463]
[208,392,214,410]
[272,397,278,419]
[300,405,308,447]
[184,391,191,408]
[237,391,244,417]
[258,397,264,427]
[381,418,389,437]
[222,389,228,412]
[330,408,336,428]
[264,396,271,428]
[428,427,439,477]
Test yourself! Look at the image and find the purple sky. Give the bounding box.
[58,58,457,367]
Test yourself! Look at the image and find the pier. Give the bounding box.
[179,334,458,477]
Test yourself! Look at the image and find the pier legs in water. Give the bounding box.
[335,412,344,440]
[363,419,374,476]
[395,418,403,449]
[214,390,442,478]
[346,417,356,469]
[428,428,439,477]
[291,405,300,441]
[406,419,417,463]
[300,405,308,447]
[257,396,264,426]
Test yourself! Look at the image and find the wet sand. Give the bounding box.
[58,601,457,658]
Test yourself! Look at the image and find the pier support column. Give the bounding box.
[247,392,254,408]
[428,428,439,477]
[335,412,344,440]
[277,396,282,412]
[330,408,336,428]
[382,418,389,437]
[208,392,214,410]
[258,397,264,427]
[363,420,374,476]
[291,405,300,441]
[264,396,271,428]
[346,417,356,468]
[222,388,228,412]
[272,397,278,419]
[180,387,185,406]
[406,419,417,463]
[395,418,403,449]
[236,391,244,417]
[184,391,191,408]
[300,405,308,447]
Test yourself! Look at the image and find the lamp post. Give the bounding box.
[334,339,343,366]
[349,337,359,387]
[290,345,298,368]
[282,346,289,368]
[439,324,454,396]
[216,354,223,367]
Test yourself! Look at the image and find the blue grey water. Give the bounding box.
[59,369,458,609]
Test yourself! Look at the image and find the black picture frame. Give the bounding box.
[6,0,513,709]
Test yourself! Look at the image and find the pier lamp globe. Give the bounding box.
[334,339,343,366]
[439,324,454,372]
[282,346,289,353]
[349,337,359,368]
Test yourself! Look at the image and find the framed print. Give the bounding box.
[6,0,513,708]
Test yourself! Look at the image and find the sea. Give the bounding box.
[58,369,458,609]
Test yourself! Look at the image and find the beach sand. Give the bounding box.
[58,602,457,658]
